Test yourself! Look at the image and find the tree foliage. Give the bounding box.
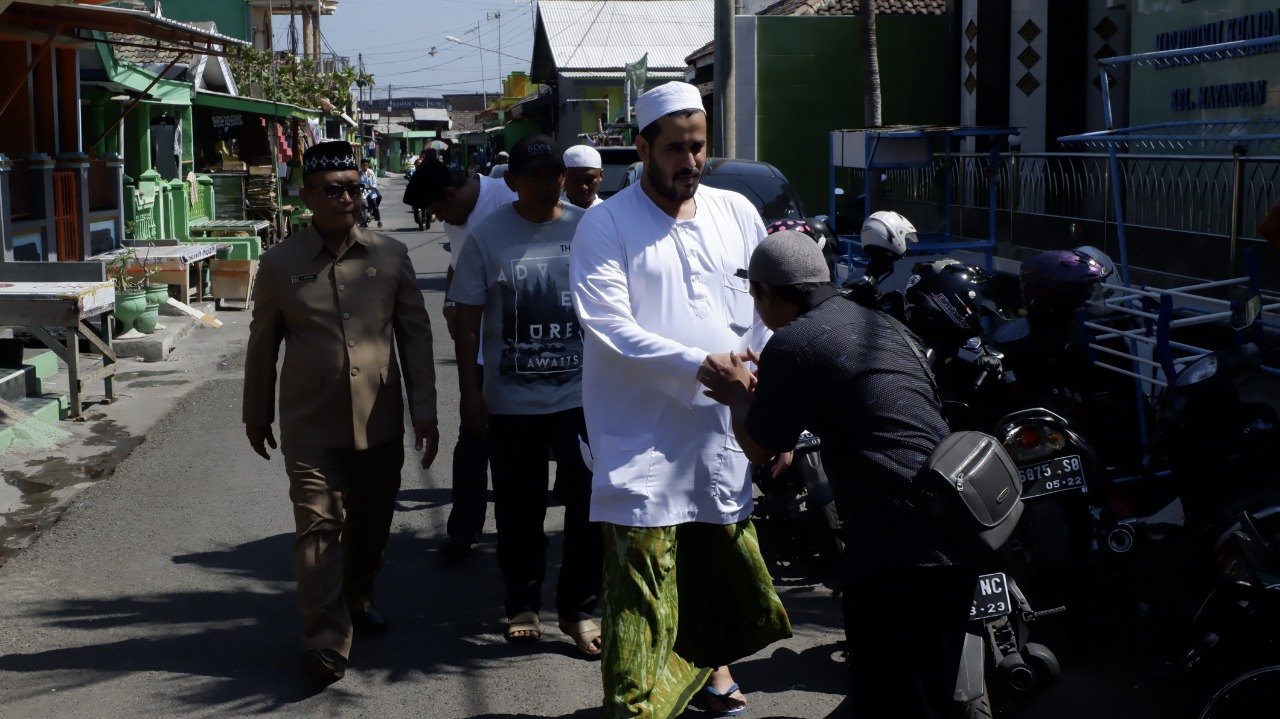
[227,47,375,110]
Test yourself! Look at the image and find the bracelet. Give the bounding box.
[443,301,457,309]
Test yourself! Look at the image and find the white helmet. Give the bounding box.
[1073,245,1123,316]
[860,211,919,258]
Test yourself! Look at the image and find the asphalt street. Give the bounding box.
[0,176,1238,718]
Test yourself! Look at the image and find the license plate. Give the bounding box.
[1017,454,1087,499]
[971,572,1012,621]
[796,430,820,450]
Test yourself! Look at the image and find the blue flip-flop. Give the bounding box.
[700,682,748,717]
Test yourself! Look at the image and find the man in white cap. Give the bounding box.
[562,144,604,209]
[488,150,510,179]
[570,81,791,719]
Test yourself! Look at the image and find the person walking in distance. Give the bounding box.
[359,159,383,228]
[449,134,603,656]
[562,145,604,209]
[242,141,440,683]
[403,158,517,561]
[570,81,791,718]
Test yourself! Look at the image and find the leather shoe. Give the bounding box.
[301,649,346,682]
[350,605,389,635]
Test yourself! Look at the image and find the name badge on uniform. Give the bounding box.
[291,273,318,284]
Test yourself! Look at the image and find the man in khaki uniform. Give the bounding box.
[243,140,439,683]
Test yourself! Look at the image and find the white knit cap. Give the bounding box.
[563,145,602,169]
[634,81,704,133]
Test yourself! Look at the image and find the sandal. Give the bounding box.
[700,682,748,717]
[558,617,602,658]
[505,611,541,642]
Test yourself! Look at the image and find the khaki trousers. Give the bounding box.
[283,440,404,658]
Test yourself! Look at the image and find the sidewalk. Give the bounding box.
[0,304,252,563]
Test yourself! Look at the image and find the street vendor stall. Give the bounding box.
[90,242,222,303]
[0,265,116,420]
[190,90,319,246]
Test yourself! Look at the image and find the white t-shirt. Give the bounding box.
[446,175,518,270]
[449,203,586,415]
[570,182,769,527]
[563,193,604,209]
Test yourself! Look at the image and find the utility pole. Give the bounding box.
[713,0,737,157]
[386,84,392,158]
[488,11,502,99]
[467,21,488,108]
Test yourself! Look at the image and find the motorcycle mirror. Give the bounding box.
[1229,294,1263,331]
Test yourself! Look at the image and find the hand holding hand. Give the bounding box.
[245,424,277,460]
[698,352,755,405]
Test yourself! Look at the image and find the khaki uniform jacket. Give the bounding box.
[242,224,437,450]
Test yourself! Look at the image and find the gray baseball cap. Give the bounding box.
[736,230,831,286]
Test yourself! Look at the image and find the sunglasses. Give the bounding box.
[309,183,364,199]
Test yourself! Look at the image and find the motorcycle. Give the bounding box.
[957,570,1064,718]
[750,431,843,572]
[356,186,374,229]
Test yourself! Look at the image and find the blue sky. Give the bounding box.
[275,0,538,99]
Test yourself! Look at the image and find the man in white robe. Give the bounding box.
[570,81,791,719]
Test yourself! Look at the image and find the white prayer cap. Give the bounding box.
[563,145,602,169]
[635,81,704,133]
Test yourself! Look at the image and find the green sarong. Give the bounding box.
[600,519,792,719]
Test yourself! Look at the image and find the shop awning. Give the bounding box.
[0,2,247,56]
[193,90,318,121]
[386,130,439,139]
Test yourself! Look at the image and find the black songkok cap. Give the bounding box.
[403,158,454,207]
[302,141,358,177]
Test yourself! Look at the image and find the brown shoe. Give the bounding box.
[301,649,346,682]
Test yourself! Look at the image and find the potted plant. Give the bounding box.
[106,245,163,335]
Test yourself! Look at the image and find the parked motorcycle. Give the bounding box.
[957,570,1064,718]
[750,431,843,572]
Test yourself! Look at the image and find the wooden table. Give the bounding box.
[91,243,223,302]
[0,280,116,420]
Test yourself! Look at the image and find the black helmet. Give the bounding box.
[1019,249,1110,324]
[904,259,987,343]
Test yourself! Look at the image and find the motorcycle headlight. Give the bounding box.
[1175,354,1218,387]
[1000,424,1067,463]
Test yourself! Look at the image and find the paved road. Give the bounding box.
[0,179,849,718]
[0,178,1239,718]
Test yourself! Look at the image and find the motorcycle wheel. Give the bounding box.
[816,500,844,570]
[1197,665,1280,719]
[963,682,993,719]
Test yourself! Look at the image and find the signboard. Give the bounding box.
[211,113,244,129]
[1130,0,1280,128]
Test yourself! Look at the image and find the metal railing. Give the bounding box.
[846,151,1280,275]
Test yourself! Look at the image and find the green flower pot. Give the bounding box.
[144,284,170,308]
[114,289,147,335]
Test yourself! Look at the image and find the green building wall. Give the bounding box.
[147,0,252,42]
[751,16,949,218]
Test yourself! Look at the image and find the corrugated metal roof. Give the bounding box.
[560,70,685,79]
[758,0,947,16]
[538,0,713,72]
[412,107,451,123]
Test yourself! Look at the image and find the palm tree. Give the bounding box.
[861,0,884,209]
[861,0,882,128]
